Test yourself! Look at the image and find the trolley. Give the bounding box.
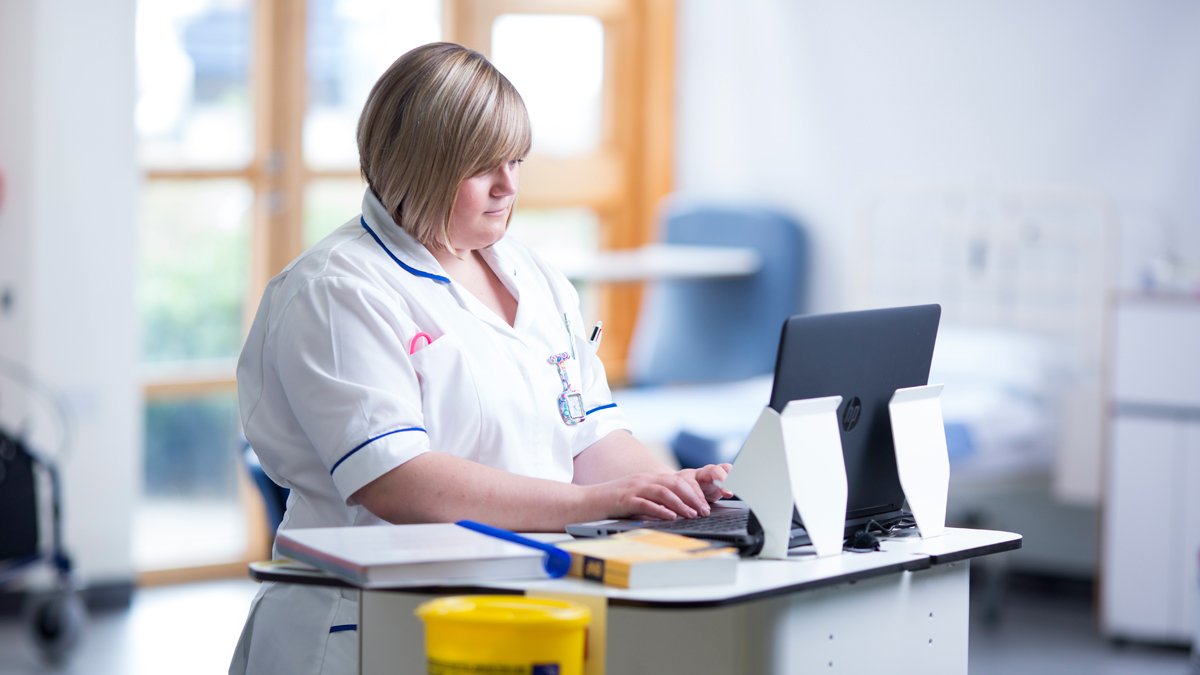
[0,357,84,665]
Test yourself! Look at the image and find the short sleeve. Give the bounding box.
[272,276,430,502]
[557,284,631,456]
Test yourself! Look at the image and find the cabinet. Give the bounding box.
[1102,296,1200,644]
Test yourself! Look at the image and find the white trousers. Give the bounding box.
[228,582,359,675]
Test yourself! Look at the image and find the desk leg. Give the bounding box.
[765,561,969,674]
[901,561,971,674]
[359,590,439,675]
[605,602,766,674]
[605,562,970,675]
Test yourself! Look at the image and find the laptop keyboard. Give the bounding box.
[639,507,750,535]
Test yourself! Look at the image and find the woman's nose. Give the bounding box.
[493,164,518,196]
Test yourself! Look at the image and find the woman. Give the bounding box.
[230,42,730,674]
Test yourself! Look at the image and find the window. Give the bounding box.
[134,0,673,578]
[135,0,260,577]
[491,14,605,157]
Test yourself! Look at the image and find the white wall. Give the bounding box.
[0,0,139,587]
[677,0,1200,310]
[0,1,34,365]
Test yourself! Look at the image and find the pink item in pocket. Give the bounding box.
[408,332,434,355]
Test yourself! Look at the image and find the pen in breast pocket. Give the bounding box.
[562,313,576,360]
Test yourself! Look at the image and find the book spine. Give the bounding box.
[571,554,633,589]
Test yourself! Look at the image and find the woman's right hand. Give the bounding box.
[584,471,714,521]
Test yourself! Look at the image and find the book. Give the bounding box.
[557,529,739,589]
[274,523,551,588]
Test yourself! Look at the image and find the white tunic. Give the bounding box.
[229,190,628,675]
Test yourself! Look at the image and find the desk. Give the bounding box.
[553,244,761,284]
[251,527,1019,675]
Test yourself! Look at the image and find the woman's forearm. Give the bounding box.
[353,441,716,530]
[352,452,597,531]
[572,430,674,485]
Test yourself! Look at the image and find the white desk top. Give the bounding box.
[553,244,761,284]
[252,528,1020,609]
[878,525,1022,563]
[497,528,1018,607]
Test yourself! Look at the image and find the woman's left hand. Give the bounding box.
[675,463,734,502]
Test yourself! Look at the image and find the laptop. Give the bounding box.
[566,304,942,555]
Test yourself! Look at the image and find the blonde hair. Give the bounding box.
[357,42,532,251]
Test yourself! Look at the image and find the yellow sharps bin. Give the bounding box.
[415,595,590,675]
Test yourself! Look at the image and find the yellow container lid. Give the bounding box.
[416,595,590,628]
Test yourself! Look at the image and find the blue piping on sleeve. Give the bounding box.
[329,624,357,634]
[585,403,617,415]
[330,427,427,475]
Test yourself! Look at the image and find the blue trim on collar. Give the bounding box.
[330,427,427,475]
[360,216,450,283]
[585,403,617,415]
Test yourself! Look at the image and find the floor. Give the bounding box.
[967,581,1193,675]
[0,576,1193,674]
[0,580,253,675]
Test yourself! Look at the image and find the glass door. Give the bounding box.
[135,0,258,574]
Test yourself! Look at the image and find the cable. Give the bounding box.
[843,514,920,553]
[863,515,917,536]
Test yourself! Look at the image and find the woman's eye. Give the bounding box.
[507,158,524,169]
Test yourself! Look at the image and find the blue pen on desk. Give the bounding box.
[455,520,572,578]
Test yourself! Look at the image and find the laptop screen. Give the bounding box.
[767,304,941,521]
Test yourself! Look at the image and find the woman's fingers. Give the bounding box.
[689,464,734,501]
[648,479,702,518]
[629,496,680,521]
[605,473,713,520]
[670,471,711,516]
[601,464,744,521]
[665,470,696,506]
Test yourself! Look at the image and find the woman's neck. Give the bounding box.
[432,248,518,327]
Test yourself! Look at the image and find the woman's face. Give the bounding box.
[445,159,521,253]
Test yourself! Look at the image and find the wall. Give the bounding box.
[676,0,1200,505]
[0,0,34,366]
[678,0,1200,304]
[0,0,139,588]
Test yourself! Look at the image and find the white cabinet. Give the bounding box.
[1102,296,1200,644]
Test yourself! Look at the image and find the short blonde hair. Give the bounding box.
[357,42,532,251]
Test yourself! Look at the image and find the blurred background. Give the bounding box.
[1,0,1198,672]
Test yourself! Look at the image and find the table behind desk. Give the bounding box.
[252,528,1020,675]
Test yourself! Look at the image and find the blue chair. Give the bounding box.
[242,442,289,538]
[619,202,809,468]
[627,202,809,386]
